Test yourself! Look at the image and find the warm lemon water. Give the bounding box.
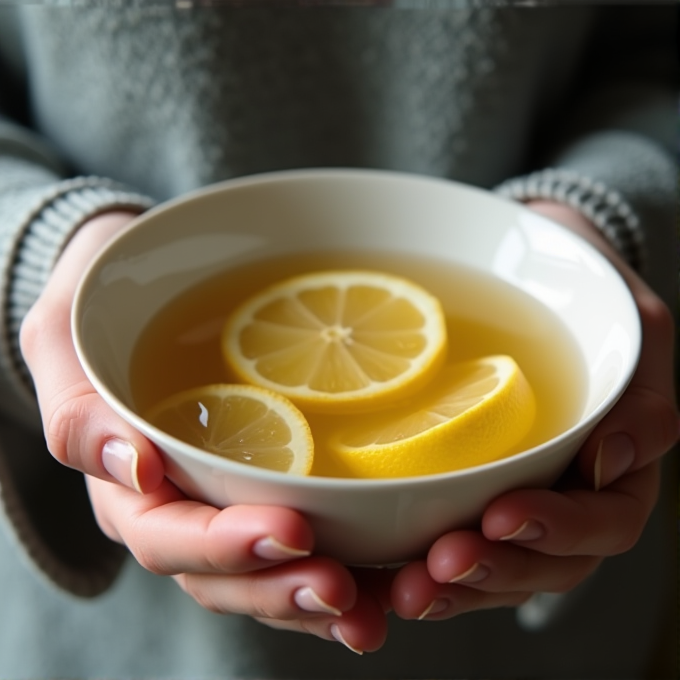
[130,250,587,478]
[222,269,448,414]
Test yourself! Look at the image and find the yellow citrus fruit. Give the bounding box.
[326,355,536,478]
[222,270,448,414]
[145,384,314,475]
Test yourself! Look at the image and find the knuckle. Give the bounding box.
[44,400,78,466]
[19,297,67,365]
[252,602,281,620]
[125,514,175,576]
[248,582,284,621]
[176,575,228,615]
[44,390,91,466]
[131,542,169,576]
[18,309,40,363]
[44,387,102,469]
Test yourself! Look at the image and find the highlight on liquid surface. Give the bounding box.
[130,250,587,478]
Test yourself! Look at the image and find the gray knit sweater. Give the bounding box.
[0,4,676,670]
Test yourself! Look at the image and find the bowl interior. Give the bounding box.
[73,169,640,482]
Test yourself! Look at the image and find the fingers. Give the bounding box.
[391,561,532,621]
[87,476,315,574]
[26,328,163,492]
[399,465,663,623]
[87,475,388,653]
[482,463,661,557]
[580,387,677,490]
[392,463,660,621]
[526,201,679,488]
[352,566,396,614]
[260,590,388,654]
[426,531,601,594]
[175,557,355,618]
[20,211,164,491]
[177,557,389,654]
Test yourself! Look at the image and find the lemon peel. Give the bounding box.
[326,355,536,478]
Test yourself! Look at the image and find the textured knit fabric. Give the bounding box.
[0,5,676,678]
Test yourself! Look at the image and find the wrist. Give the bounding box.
[8,182,153,407]
[61,210,140,261]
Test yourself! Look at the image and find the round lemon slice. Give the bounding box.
[327,356,536,478]
[222,270,447,414]
[145,384,314,475]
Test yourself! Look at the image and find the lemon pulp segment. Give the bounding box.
[327,355,536,478]
[222,270,448,413]
[145,384,314,475]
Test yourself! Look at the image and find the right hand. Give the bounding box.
[21,211,165,492]
[20,211,388,652]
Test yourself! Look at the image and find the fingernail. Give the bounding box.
[294,587,342,616]
[499,520,545,542]
[102,438,142,493]
[418,598,450,620]
[252,536,311,561]
[593,433,635,491]
[448,562,490,584]
[330,624,363,655]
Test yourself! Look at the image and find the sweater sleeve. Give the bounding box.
[495,5,677,293]
[0,90,155,593]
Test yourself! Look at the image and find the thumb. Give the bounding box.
[20,211,165,492]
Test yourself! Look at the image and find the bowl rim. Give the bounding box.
[72,167,642,489]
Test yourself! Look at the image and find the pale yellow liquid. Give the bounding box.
[130,251,587,478]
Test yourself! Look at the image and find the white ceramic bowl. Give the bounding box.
[72,169,640,566]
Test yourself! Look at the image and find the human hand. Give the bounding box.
[20,211,389,651]
[87,474,389,651]
[21,210,166,492]
[390,200,679,620]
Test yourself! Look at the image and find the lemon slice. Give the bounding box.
[145,384,314,475]
[326,356,536,478]
[222,270,447,414]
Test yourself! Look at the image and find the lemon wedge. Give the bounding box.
[222,270,448,414]
[326,355,536,478]
[145,384,314,475]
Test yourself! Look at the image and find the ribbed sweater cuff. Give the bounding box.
[494,168,646,273]
[0,175,154,596]
[0,176,155,425]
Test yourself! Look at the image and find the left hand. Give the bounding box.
[390,201,679,620]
